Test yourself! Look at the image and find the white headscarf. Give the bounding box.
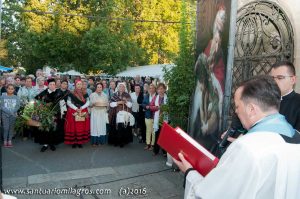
[116,82,128,93]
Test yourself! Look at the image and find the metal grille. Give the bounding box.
[230,1,294,114]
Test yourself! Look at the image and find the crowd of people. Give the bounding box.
[2,61,300,198]
[0,70,168,156]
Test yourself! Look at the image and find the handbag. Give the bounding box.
[73,112,87,122]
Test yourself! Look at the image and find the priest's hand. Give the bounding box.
[221,131,236,143]
[173,153,193,173]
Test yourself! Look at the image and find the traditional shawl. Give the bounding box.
[109,91,132,124]
[73,81,86,103]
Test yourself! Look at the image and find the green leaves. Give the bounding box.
[164,0,196,131]
[1,0,193,75]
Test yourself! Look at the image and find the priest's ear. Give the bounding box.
[290,75,297,88]
[245,101,258,119]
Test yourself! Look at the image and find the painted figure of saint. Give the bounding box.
[190,5,226,140]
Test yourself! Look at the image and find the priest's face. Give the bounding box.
[48,82,56,91]
[270,66,296,96]
[234,87,252,130]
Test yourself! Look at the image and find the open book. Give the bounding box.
[158,122,219,176]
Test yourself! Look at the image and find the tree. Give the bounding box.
[0,40,8,60]
[81,21,147,75]
[164,0,196,130]
[130,0,181,64]
[2,0,185,73]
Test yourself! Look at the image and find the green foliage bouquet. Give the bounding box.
[159,104,170,126]
[15,100,58,133]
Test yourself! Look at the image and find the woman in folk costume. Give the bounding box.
[64,79,90,148]
[56,79,71,144]
[34,78,64,152]
[90,83,108,146]
[108,82,134,148]
[149,83,168,155]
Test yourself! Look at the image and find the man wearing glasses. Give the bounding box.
[221,61,300,145]
[270,61,300,132]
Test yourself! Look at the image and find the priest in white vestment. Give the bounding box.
[174,76,300,199]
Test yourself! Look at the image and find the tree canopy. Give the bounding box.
[1,0,195,74]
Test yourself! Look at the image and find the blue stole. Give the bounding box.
[247,113,295,138]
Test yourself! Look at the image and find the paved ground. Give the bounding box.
[2,137,184,199]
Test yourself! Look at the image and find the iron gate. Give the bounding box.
[230,0,294,113]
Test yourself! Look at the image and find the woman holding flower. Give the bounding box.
[34,78,64,152]
[64,80,90,148]
[149,83,168,156]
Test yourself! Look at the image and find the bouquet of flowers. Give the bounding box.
[15,100,58,133]
[159,104,169,126]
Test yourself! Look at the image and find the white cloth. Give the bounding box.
[130,92,139,112]
[153,94,167,132]
[67,97,90,110]
[184,132,300,199]
[59,100,67,118]
[115,82,128,93]
[116,111,135,126]
[210,72,223,129]
[90,92,108,136]
[110,101,132,108]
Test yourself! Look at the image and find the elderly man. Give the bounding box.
[174,76,300,199]
[35,76,47,94]
[17,76,38,106]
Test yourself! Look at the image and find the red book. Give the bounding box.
[158,122,219,176]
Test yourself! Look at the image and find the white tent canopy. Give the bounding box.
[116,64,175,80]
[60,70,84,76]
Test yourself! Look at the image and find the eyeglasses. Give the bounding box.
[271,75,294,80]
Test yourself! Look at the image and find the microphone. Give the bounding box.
[219,128,236,148]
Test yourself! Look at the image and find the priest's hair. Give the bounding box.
[239,75,281,112]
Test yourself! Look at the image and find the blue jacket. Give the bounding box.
[142,93,156,119]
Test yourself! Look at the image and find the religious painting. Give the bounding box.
[188,0,231,150]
